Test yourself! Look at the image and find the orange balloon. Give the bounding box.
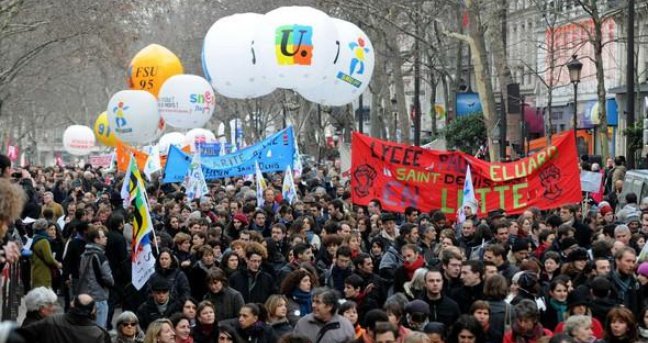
[127,44,184,97]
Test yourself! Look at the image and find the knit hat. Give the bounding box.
[599,204,613,216]
[559,237,579,251]
[637,262,648,277]
[566,247,589,262]
[405,299,430,315]
[151,278,170,292]
[233,213,249,226]
[625,212,640,224]
[517,271,538,292]
[512,238,531,253]
[423,322,446,334]
[381,213,396,223]
[567,287,590,308]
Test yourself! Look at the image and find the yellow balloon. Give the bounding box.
[127,44,184,97]
[94,112,117,147]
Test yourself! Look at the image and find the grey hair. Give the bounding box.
[615,225,631,236]
[115,310,139,327]
[24,287,57,312]
[564,315,591,336]
[514,299,539,321]
[32,219,49,231]
[404,332,429,343]
[313,287,340,313]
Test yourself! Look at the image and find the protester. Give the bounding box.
[21,287,58,327]
[17,294,111,343]
[111,311,145,343]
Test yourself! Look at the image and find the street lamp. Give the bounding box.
[567,55,583,138]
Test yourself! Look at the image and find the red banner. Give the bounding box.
[350,131,581,218]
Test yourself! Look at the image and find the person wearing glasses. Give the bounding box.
[111,311,144,343]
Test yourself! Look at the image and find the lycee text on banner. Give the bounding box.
[350,131,582,217]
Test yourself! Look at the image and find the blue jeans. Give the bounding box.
[95,300,108,328]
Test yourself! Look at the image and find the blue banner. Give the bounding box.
[198,143,234,156]
[163,127,295,183]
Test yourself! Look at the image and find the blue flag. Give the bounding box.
[163,127,296,183]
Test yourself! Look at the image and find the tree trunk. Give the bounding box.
[593,16,609,159]
[466,0,500,161]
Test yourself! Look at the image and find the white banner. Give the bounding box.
[580,170,603,193]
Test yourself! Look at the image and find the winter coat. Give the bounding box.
[136,297,182,331]
[293,313,355,343]
[31,235,59,288]
[78,243,114,302]
[449,283,484,314]
[269,318,293,339]
[229,269,277,304]
[419,294,461,328]
[148,266,191,302]
[191,323,218,343]
[189,260,215,300]
[203,286,244,322]
[488,300,514,343]
[63,235,86,281]
[17,312,111,343]
[105,228,129,286]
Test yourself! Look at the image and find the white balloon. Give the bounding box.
[185,128,216,152]
[255,6,339,89]
[158,132,186,155]
[63,125,96,156]
[202,13,275,99]
[298,19,375,106]
[107,90,161,144]
[159,74,216,128]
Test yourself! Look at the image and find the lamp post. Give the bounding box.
[567,55,583,139]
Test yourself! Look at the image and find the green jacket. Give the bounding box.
[31,237,58,288]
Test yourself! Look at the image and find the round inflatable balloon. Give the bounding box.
[158,132,186,155]
[202,13,275,99]
[158,74,216,128]
[254,7,339,89]
[63,125,96,156]
[93,112,118,147]
[297,19,375,106]
[185,128,216,152]
[128,44,184,97]
[106,90,161,145]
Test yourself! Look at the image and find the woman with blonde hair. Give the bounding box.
[265,294,293,337]
[143,318,175,343]
[403,268,428,300]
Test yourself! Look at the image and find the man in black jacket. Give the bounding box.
[105,213,128,329]
[136,278,182,330]
[63,221,90,311]
[449,260,484,314]
[18,293,111,343]
[419,269,460,328]
[229,243,276,303]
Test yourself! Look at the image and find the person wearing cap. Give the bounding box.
[137,278,182,330]
[558,237,579,263]
[617,192,640,224]
[562,248,590,288]
[553,288,604,340]
[379,213,399,243]
[510,238,532,268]
[404,299,430,331]
[599,203,615,225]
[17,293,111,343]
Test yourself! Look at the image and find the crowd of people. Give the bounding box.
[0,153,644,343]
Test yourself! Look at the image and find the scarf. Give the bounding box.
[512,322,546,343]
[176,336,193,343]
[610,271,634,301]
[640,326,648,339]
[549,298,567,323]
[403,255,425,280]
[292,289,313,316]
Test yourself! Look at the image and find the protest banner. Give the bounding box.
[350,130,581,217]
[89,154,114,169]
[115,140,149,172]
[580,170,603,193]
[163,127,296,183]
